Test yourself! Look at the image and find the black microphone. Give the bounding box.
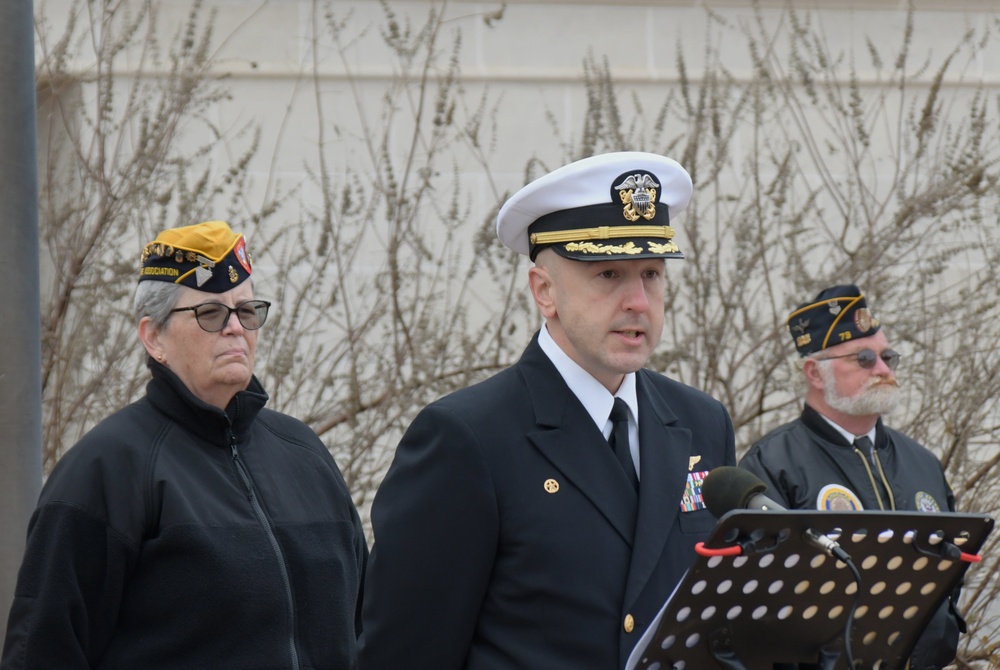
[702,466,849,561]
[701,466,784,517]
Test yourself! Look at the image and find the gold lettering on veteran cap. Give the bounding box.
[543,479,560,494]
[688,455,701,472]
[563,241,643,256]
[796,334,812,348]
[140,267,180,277]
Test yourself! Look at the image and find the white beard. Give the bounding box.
[819,363,900,416]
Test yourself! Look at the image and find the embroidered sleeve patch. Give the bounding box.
[914,491,942,512]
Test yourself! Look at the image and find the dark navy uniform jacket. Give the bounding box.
[359,334,736,670]
[740,404,963,670]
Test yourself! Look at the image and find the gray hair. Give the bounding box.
[133,278,259,329]
[134,280,183,329]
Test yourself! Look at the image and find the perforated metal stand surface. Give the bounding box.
[627,510,993,670]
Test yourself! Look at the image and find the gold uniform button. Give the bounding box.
[543,479,560,493]
[624,614,634,633]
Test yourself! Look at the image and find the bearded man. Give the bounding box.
[739,284,963,670]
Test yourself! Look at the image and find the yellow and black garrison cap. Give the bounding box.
[496,152,693,261]
[139,220,252,293]
[787,284,881,356]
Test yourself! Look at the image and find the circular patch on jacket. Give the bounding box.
[914,491,941,513]
[817,485,864,511]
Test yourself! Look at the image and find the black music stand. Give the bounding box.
[626,510,993,670]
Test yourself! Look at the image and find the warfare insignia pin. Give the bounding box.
[827,301,842,315]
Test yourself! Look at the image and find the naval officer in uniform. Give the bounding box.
[359,152,737,669]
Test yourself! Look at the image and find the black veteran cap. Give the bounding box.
[496,152,693,261]
[787,284,881,356]
[139,220,252,292]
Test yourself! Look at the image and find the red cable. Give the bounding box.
[695,542,742,557]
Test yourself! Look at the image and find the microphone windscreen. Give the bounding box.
[702,466,769,518]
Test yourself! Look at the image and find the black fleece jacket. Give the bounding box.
[1,363,367,669]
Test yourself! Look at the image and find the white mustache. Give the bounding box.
[867,377,898,389]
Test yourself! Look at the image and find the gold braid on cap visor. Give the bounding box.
[530,225,675,245]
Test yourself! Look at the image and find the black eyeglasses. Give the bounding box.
[169,300,271,333]
[818,348,900,371]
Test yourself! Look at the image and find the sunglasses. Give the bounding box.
[817,348,900,371]
[169,299,271,333]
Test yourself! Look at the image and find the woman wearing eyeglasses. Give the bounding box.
[1,221,367,670]
[739,284,963,670]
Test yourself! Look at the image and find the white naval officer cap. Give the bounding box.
[496,151,693,261]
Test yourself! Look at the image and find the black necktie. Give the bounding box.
[609,398,639,490]
[854,435,875,466]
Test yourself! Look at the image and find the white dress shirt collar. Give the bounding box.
[537,325,638,433]
[818,413,876,446]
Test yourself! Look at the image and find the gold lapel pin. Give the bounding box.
[543,479,560,494]
[688,455,701,472]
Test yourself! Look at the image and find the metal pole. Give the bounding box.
[0,0,42,638]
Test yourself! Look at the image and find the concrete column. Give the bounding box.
[0,0,42,638]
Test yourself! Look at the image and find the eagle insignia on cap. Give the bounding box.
[615,173,659,222]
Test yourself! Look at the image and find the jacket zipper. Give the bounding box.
[854,448,896,511]
[872,451,897,510]
[231,432,301,670]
